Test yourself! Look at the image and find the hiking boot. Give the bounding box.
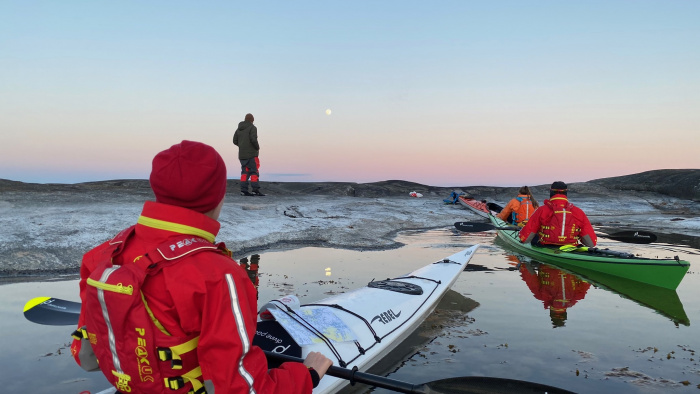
[252,190,266,196]
[241,191,254,196]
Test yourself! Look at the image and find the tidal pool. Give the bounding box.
[1,227,698,394]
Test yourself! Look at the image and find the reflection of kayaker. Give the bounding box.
[519,262,591,328]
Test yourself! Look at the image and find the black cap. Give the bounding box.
[550,181,567,192]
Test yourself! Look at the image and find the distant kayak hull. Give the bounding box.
[458,196,490,218]
[489,214,689,290]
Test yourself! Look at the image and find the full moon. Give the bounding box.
[325,109,332,115]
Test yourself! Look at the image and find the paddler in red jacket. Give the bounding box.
[70,140,331,394]
[518,181,597,247]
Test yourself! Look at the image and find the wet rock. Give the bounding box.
[589,169,700,202]
[1,169,698,276]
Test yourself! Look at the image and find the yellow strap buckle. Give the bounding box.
[157,336,199,370]
[163,366,205,393]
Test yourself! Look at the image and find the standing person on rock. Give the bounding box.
[233,113,265,196]
[70,140,331,394]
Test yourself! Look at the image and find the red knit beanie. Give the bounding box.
[150,140,228,213]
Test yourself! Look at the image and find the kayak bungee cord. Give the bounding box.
[268,299,347,366]
[302,303,382,343]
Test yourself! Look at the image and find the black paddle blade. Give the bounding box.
[454,222,495,232]
[423,376,576,394]
[604,230,657,244]
[23,297,81,326]
[454,222,518,233]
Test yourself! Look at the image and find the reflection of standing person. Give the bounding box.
[519,263,591,328]
[519,181,597,247]
[233,113,265,196]
[239,254,261,300]
[70,140,330,393]
[497,186,539,226]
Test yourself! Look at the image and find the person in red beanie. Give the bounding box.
[70,140,331,394]
[519,181,597,247]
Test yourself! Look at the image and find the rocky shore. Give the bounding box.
[1,169,698,277]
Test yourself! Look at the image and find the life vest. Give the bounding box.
[536,197,584,245]
[82,226,229,394]
[512,196,534,225]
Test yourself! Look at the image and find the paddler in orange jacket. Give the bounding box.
[70,140,331,394]
[497,186,539,226]
[518,181,597,247]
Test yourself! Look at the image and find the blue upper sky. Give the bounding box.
[1,1,698,186]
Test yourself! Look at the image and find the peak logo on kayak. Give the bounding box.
[371,309,401,325]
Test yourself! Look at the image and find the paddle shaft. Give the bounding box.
[266,351,427,394]
[267,351,575,394]
[454,222,657,244]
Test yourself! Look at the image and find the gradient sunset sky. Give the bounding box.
[2,1,698,187]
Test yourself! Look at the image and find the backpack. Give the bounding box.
[83,226,227,394]
[513,196,534,224]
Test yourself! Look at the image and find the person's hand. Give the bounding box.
[303,351,333,379]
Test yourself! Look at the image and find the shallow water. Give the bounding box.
[1,227,699,394]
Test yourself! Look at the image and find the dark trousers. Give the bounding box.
[240,157,260,192]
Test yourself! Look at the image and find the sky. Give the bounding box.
[1,1,698,187]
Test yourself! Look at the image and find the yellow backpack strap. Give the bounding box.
[141,292,171,336]
[163,366,206,393]
[158,336,199,370]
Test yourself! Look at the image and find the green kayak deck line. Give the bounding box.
[488,214,690,290]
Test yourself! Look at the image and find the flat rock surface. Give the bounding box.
[1,171,699,276]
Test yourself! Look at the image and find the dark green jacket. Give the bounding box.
[233,121,260,160]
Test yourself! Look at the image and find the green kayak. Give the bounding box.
[488,214,690,290]
[499,243,689,326]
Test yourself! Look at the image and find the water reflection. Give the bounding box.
[513,256,591,328]
[239,254,261,299]
[506,252,690,327]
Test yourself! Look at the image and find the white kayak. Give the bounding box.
[256,245,479,393]
[96,244,479,394]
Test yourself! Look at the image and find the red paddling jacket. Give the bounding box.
[71,201,313,394]
[520,264,591,312]
[518,195,597,246]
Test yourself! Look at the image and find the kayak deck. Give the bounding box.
[488,214,689,290]
[458,196,491,218]
[257,245,479,394]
